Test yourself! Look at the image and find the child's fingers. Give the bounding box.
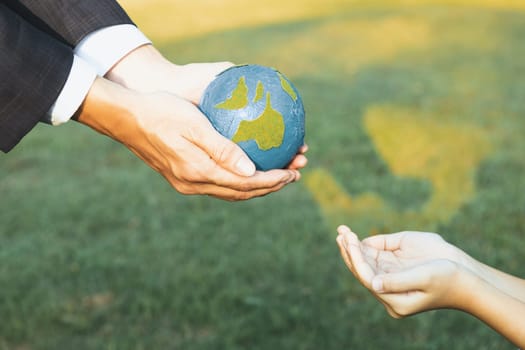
[336,235,357,276]
[362,232,406,251]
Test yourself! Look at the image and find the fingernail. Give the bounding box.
[372,278,383,292]
[235,157,256,176]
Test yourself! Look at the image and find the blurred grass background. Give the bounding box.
[1,0,525,349]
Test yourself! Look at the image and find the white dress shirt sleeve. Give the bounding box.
[75,24,152,76]
[46,24,151,125]
[46,55,97,125]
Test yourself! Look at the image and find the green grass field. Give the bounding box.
[1,1,525,349]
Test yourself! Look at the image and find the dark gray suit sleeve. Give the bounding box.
[0,4,73,153]
[4,0,134,46]
[1,1,135,152]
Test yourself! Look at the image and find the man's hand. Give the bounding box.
[105,44,308,171]
[76,77,300,200]
[105,44,231,104]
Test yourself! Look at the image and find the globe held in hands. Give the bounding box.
[199,64,305,170]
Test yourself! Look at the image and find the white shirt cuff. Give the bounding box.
[46,55,97,126]
[75,24,152,76]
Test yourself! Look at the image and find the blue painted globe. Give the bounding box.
[199,64,305,170]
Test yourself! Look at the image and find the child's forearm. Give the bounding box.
[458,266,525,347]
[481,264,525,302]
[462,254,525,303]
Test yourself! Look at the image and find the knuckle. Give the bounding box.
[235,181,254,192]
[173,182,193,195]
[394,304,413,318]
[388,310,403,319]
[236,191,253,201]
[175,162,208,183]
[214,146,228,164]
[198,162,222,183]
[185,124,204,143]
[179,171,200,183]
[392,308,407,318]
[213,143,236,165]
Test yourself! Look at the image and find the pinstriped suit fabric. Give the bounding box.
[0,1,133,152]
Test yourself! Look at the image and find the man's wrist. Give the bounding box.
[75,24,151,76]
[46,55,97,125]
[45,25,152,126]
[75,77,140,142]
[105,44,175,92]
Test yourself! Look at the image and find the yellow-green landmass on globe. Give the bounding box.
[215,76,249,109]
[215,75,286,151]
[254,81,265,102]
[232,93,285,150]
[278,72,297,101]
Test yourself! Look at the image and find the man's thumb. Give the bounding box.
[203,130,256,176]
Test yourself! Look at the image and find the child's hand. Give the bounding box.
[336,226,472,318]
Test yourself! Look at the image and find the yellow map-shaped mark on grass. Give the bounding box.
[232,93,285,150]
[304,105,492,232]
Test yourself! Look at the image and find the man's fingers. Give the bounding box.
[173,143,298,193]
[287,154,308,170]
[173,61,235,104]
[183,115,256,177]
[227,177,292,200]
[184,108,307,180]
[286,144,309,170]
[169,176,292,201]
[162,148,297,198]
[208,134,256,176]
[175,168,296,195]
[200,163,297,191]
